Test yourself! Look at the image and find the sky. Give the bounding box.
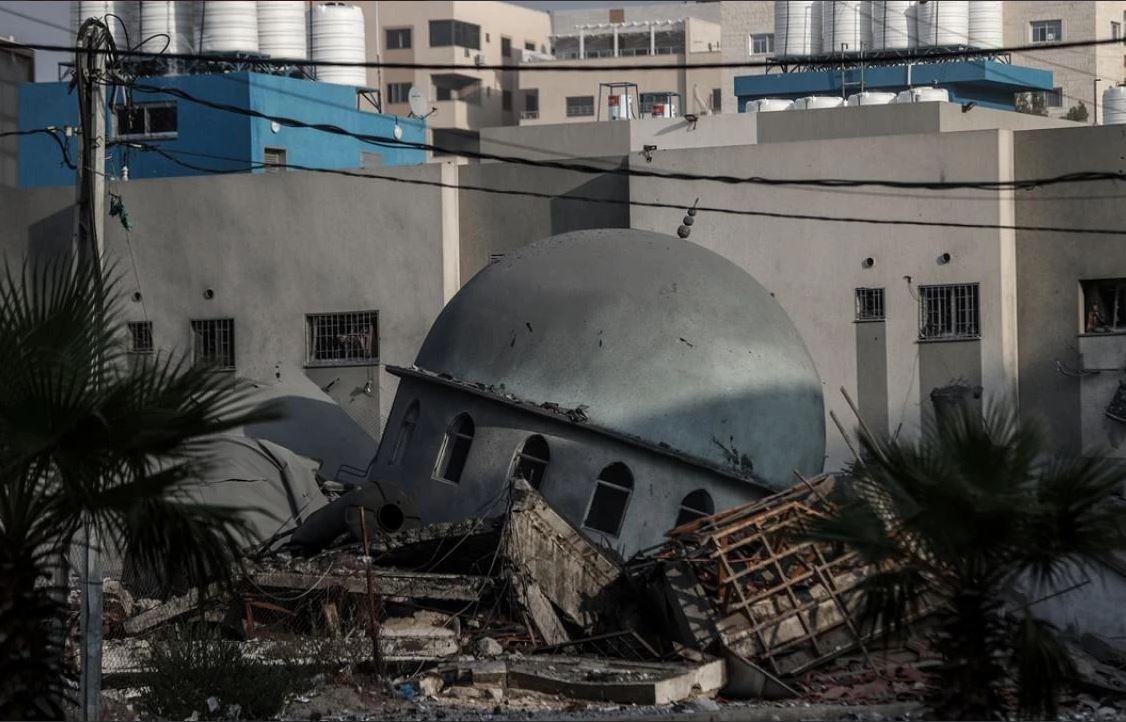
[0,0,673,81]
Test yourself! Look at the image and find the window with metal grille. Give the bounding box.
[128,321,153,354]
[1030,19,1062,43]
[918,283,980,340]
[501,36,512,57]
[387,82,412,104]
[190,318,235,370]
[306,311,378,366]
[488,253,505,264]
[112,102,177,139]
[566,95,594,117]
[675,489,714,527]
[583,462,633,536]
[390,400,419,466]
[525,41,536,52]
[1045,87,1063,107]
[263,147,286,172]
[750,33,774,54]
[855,287,885,321]
[711,87,722,112]
[386,27,412,49]
[1081,279,1126,333]
[434,414,474,483]
[510,435,550,489]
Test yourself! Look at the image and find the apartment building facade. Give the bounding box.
[0,42,34,187]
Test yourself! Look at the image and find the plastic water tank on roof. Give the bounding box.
[795,95,845,109]
[822,1,872,53]
[137,1,196,55]
[968,0,1003,49]
[200,0,259,54]
[916,0,969,47]
[1104,86,1126,126]
[847,91,897,105]
[774,0,820,56]
[413,229,826,489]
[895,87,950,103]
[258,1,308,60]
[871,1,916,49]
[311,3,367,87]
[72,1,135,50]
[751,98,797,112]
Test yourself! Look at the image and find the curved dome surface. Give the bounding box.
[415,229,825,488]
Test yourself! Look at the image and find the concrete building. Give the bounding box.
[719,0,774,117]
[359,1,552,156]
[367,229,825,556]
[19,70,425,187]
[0,41,33,188]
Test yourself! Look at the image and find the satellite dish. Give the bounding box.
[407,86,428,118]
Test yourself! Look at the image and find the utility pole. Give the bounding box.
[74,18,108,722]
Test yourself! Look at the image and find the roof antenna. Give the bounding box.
[676,198,699,239]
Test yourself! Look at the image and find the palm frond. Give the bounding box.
[1008,611,1074,720]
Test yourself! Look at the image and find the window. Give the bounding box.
[112,102,178,139]
[190,318,235,370]
[127,321,153,354]
[1082,279,1126,333]
[750,33,774,54]
[429,20,480,49]
[501,36,512,58]
[434,414,474,483]
[390,400,419,465]
[387,82,412,104]
[525,90,539,113]
[855,287,885,321]
[918,283,980,340]
[502,89,512,111]
[1030,20,1062,43]
[524,41,536,52]
[675,489,715,527]
[263,147,286,172]
[1045,87,1063,107]
[386,27,412,49]
[510,435,550,489]
[565,95,594,117]
[711,87,722,112]
[1112,21,1121,41]
[306,310,378,366]
[583,462,633,536]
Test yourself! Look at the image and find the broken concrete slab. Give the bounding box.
[248,566,493,602]
[511,575,570,646]
[506,655,724,705]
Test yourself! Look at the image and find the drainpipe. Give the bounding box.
[579,28,585,59]
[613,25,619,57]
[1094,77,1102,125]
[650,23,656,55]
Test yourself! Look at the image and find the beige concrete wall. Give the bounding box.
[0,45,33,188]
[720,0,774,114]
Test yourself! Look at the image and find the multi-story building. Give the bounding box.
[719,0,774,116]
[358,1,552,157]
[0,41,34,187]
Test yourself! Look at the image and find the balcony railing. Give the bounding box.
[520,110,540,120]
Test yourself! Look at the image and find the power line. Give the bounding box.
[123,143,1126,236]
[0,127,76,168]
[123,80,1126,192]
[5,34,1126,73]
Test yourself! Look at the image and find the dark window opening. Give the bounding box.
[525,90,539,112]
[113,102,178,139]
[711,87,722,112]
[856,287,885,321]
[583,462,633,536]
[387,82,412,104]
[566,95,595,117]
[502,89,512,111]
[918,283,979,340]
[190,318,235,370]
[128,321,153,354]
[525,41,536,52]
[386,27,412,49]
[675,489,715,527]
[1083,279,1126,333]
[435,414,474,483]
[1030,19,1062,43]
[436,86,452,101]
[511,435,550,488]
[390,400,419,465]
[501,36,512,57]
[306,311,378,365]
[429,19,480,49]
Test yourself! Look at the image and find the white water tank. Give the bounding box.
[846,91,897,105]
[137,1,196,55]
[916,0,969,47]
[751,98,797,112]
[822,1,872,53]
[774,0,820,56]
[795,95,845,109]
[967,0,1003,48]
[810,1,824,54]
[871,1,915,49]
[607,94,634,120]
[72,1,136,50]
[199,0,259,54]
[258,1,307,60]
[895,87,950,103]
[311,3,367,87]
[1103,85,1126,126]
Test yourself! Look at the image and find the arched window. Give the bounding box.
[582,462,633,536]
[434,413,474,483]
[675,489,715,527]
[390,400,419,466]
[510,435,550,489]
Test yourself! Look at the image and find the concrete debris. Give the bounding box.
[475,636,504,658]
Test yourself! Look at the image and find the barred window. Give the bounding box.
[128,321,153,354]
[565,95,594,117]
[306,311,378,366]
[855,287,885,321]
[918,283,980,340]
[583,462,633,536]
[190,318,235,370]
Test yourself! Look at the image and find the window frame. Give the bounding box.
[190,318,236,371]
[917,283,980,341]
[1030,19,1063,43]
[433,413,475,484]
[387,82,412,104]
[111,101,178,140]
[675,489,715,527]
[565,95,595,117]
[502,89,513,111]
[855,287,886,322]
[509,435,550,489]
[1081,279,1126,334]
[305,310,379,367]
[582,462,634,537]
[750,33,774,55]
[501,36,512,58]
[127,320,153,354]
[262,146,287,172]
[385,27,412,50]
[711,87,722,112]
[390,400,419,466]
[429,19,481,50]
[1044,87,1064,107]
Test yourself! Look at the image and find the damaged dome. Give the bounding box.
[415,229,825,489]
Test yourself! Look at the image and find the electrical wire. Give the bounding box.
[124,143,1126,236]
[119,81,1126,193]
[6,33,1126,72]
[0,127,76,169]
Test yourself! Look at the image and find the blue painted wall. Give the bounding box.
[734,60,1054,112]
[19,72,426,187]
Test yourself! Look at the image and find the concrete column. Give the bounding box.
[579,30,585,59]
[613,26,619,57]
[650,24,656,55]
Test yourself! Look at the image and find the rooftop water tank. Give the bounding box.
[822,1,872,53]
[916,0,969,47]
[72,1,136,50]
[895,87,950,103]
[137,1,196,56]
[774,0,819,56]
[810,1,824,54]
[871,0,915,50]
[1103,85,1126,126]
[752,98,797,112]
[199,0,259,54]
[847,91,897,105]
[258,1,307,60]
[311,3,367,87]
[795,95,845,109]
[967,0,1003,48]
